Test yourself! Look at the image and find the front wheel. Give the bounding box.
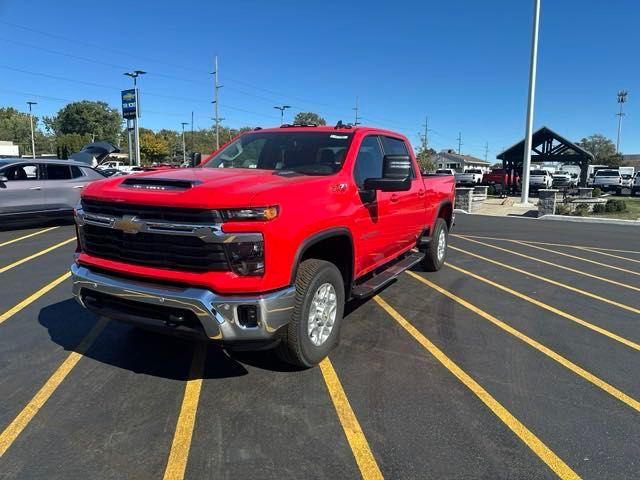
[421,218,449,272]
[276,259,345,368]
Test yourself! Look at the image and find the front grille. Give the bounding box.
[81,223,229,272]
[81,199,220,224]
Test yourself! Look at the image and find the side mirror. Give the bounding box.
[0,175,8,183]
[190,152,202,167]
[363,155,412,192]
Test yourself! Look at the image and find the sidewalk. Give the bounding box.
[472,196,539,217]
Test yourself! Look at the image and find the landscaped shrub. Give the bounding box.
[592,187,602,197]
[592,203,606,214]
[555,203,570,215]
[574,204,590,216]
[487,185,497,196]
[605,199,627,212]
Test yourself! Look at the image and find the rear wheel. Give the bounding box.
[276,259,345,368]
[421,218,448,272]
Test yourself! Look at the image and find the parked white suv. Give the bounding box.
[529,169,553,190]
[592,169,623,194]
[632,172,640,196]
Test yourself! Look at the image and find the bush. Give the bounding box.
[555,203,570,215]
[605,199,627,212]
[592,203,606,214]
[487,185,497,196]
[574,204,590,216]
[592,187,602,197]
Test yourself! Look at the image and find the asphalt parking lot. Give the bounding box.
[0,215,638,479]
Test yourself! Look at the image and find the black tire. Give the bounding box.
[421,218,448,272]
[276,259,345,368]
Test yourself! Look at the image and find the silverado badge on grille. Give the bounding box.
[113,215,143,234]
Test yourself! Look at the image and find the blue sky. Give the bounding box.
[1,0,638,159]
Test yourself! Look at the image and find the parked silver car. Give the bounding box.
[0,158,105,224]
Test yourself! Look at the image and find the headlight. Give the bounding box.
[220,206,278,221]
[224,241,264,276]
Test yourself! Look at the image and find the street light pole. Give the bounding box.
[273,105,291,125]
[124,70,146,166]
[520,0,541,204]
[616,90,628,154]
[181,122,189,164]
[26,101,37,159]
[211,56,223,150]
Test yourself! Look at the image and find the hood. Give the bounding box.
[81,167,330,209]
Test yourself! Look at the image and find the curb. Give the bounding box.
[538,215,640,226]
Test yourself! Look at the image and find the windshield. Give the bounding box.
[203,131,354,175]
[436,169,452,174]
[466,169,482,173]
[596,170,619,176]
[531,170,547,175]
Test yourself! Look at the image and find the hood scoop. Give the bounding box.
[121,177,200,191]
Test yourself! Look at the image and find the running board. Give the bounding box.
[351,252,425,299]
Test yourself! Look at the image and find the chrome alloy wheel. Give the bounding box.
[437,228,447,262]
[308,282,337,346]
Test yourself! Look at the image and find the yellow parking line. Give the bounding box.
[482,238,640,277]
[320,358,383,480]
[449,245,640,315]
[406,271,640,413]
[452,234,640,255]
[455,235,640,293]
[0,226,59,248]
[0,237,75,274]
[373,296,579,480]
[0,271,71,326]
[445,263,640,352]
[0,317,108,458]
[579,247,640,266]
[163,343,207,480]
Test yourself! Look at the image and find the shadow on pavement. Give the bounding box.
[38,298,249,380]
[0,217,74,232]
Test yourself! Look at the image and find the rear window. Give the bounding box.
[46,164,72,180]
[595,170,619,176]
[466,169,482,173]
[531,170,547,175]
[436,169,453,174]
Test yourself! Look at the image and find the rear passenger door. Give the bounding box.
[42,164,86,212]
[380,136,426,247]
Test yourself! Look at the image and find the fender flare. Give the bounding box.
[289,227,355,285]
[434,200,454,228]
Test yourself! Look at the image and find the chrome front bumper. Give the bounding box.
[71,264,296,342]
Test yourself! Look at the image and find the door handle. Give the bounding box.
[29,186,41,190]
[390,193,399,203]
[73,185,84,189]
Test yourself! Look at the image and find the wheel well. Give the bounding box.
[298,235,353,294]
[438,202,453,229]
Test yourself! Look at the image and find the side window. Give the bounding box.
[46,164,72,180]
[382,136,415,178]
[353,136,384,188]
[70,166,84,178]
[2,164,38,181]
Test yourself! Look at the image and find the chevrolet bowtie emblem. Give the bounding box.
[113,215,143,234]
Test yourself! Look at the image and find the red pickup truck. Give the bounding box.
[72,125,454,367]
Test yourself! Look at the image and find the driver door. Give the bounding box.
[0,163,47,215]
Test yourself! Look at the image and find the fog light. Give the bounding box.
[237,305,259,328]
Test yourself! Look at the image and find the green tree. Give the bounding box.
[415,146,436,172]
[55,133,93,159]
[139,129,170,163]
[293,112,326,126]
[577,134,621,166]
[0,107,42,156]
[44,101,122,143]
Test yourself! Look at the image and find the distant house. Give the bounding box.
[0,141,20,157]
[433,150,490,172]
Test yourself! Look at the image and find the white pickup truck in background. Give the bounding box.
[592,169,623,194]
[454,168,483,185]
[529,169,553,190]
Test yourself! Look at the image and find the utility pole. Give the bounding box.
[520,0,541,204]
[421,116,430,150]
[211,56,223,150]
[353,97,361,125]
[484,142,489,161]
[273,105,291,125]
[616,90,628,154]
[457,132,463,154]
[191,111,194,153]
[26,101,37,159]
[181,122,188,164]
[124,70,146,166]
